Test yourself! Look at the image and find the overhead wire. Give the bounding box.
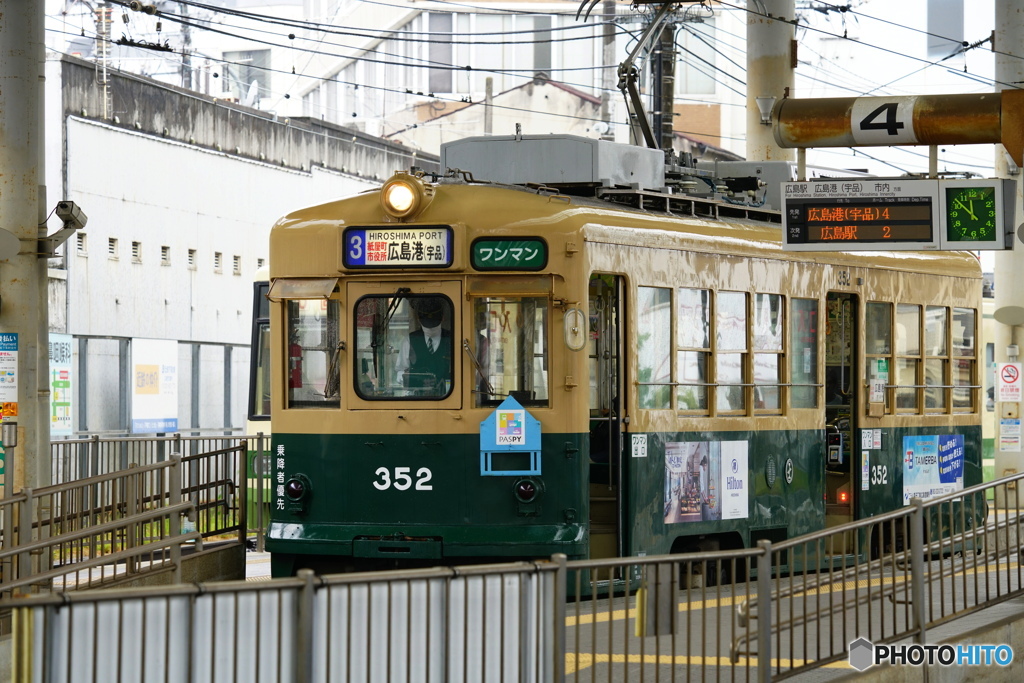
[52,2,1009,170]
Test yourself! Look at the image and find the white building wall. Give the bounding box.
[44,58,387,434]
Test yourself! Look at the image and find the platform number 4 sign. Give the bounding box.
[631,434,648,459]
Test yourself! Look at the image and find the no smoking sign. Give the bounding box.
[998,363,1022,402]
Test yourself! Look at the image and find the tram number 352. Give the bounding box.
[870,464,889,486]
[373,466,434,491]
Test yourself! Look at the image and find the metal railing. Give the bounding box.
[733,472,1024,680]
[6,470,1024,681]
[1,444,245,599]
[50,433,270,549]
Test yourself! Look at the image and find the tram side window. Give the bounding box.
[676,288,710,412]
[865,302,892,412]
[896,304,922,411]
[287,299,341,408]
[472,297,549,407]
[353,295,454,400]
[790,298,819,409]
[753,293,783,412]
[638,287,671,409]
[717,291,748,414]
[952,307,977,412]
[924,306,949,411]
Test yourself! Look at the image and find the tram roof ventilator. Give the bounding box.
[440,134,667,194]
[439,134,802,213]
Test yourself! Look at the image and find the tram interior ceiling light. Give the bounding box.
[755,97,776,125]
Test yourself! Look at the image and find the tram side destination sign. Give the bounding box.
[782,178,1015,252]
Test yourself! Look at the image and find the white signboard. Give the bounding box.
[720,441,749,520]
[49,333,74,436]
[131,338,179,433]
[1000,418,1022,453]
[997,363,1022,403]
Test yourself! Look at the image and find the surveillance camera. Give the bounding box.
[55,201,88,230]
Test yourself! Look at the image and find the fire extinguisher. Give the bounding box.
[289,342,303,389]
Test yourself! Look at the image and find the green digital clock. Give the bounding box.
[945,185,997,244]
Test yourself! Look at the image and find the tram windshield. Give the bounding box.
[471,297,549,407]
[354,293,455,400]
[287,299,341,408]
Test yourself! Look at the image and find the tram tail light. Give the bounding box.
[839,491,849,504]
[516,480,538,502]
[285,473,313,514]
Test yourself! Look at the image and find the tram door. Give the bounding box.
[824,292,857,530]
[588,274,625,559]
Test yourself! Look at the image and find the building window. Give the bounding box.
[716,291,748,414]
[214,252,222,273]
[676,287,710,412]
[752,293,783,412]
[233,255,241,275]
[924,305,949,411]
[188,249,197,270]
[257,257,265,270]
[790,298,819,409]
[896,303,921,411]
[131,241,142,263]
[108,238,118,259]
[953,307,977,412]
[76,233,87,256]
[638,286,671,409]
[161,245,171,265]
[428,13,453,93]
[222,49,270,103]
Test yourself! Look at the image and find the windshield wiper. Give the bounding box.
[463,338,496,397]
[370,287,411,377]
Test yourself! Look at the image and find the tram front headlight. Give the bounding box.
[380,172,433,220]
[285,473,313,514]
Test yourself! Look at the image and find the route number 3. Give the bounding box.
[373,466,433,491]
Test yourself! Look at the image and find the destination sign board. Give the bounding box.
[343,226,453,268]
[782,178,1014,251]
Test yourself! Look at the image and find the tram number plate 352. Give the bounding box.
[373,466,434,491]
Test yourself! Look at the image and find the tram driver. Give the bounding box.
[396,297,453,394]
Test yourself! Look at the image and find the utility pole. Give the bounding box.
[600,0,616,140]
[652,22,677,152]
[180,1,193,90]
[993,0,1024,505]
[746,0,796,161]
[0,2,51,491]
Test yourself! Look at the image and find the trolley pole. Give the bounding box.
[0,2,51,492]
[746,0,796,162]
[993,0,1024,506]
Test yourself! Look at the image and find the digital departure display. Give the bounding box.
[782,178,1012,252]
[782,179,941,251]
[799,202,933,243]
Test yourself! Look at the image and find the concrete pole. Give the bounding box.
[600,0,616,140]
[993,0,1024,500]
[0,2,50,492]
[746,0,796,161]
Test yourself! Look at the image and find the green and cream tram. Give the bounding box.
[264,135,982,578]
